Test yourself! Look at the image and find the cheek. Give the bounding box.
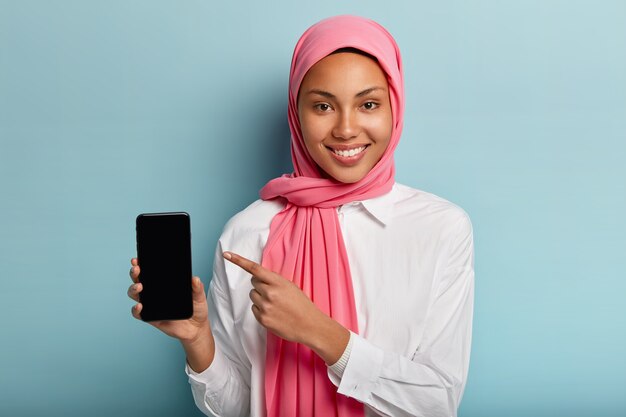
[365,112,393,144]
[380,108,393,145]
[300,115,330,145]
[300,121,325,163]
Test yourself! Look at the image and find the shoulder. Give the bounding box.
[218,198,286,258]
[222,198,285,234]
[392,183,472,237]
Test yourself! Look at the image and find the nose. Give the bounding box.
[331,110,359,140]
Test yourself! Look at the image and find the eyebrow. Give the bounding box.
[305,86,386,99]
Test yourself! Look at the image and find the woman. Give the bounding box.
[128,15,474,417]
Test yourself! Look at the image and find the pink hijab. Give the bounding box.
[259,15,404,417]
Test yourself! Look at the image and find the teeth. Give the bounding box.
[333,146,366,157]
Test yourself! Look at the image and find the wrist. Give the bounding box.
[328,330,353,376]
[180,320,212,345]
[181,324,215,373]
[304,313,350,365]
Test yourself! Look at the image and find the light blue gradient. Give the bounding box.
[1,1,624,416]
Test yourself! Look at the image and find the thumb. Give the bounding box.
[191,276,206,303]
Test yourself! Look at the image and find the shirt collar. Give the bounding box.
[343,183,396,226]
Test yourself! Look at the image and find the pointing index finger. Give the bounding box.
[223,252,270,281]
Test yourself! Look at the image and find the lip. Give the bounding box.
[326,144,370,166]
[326,144,370,151]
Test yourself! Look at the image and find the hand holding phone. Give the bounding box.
[128,258,215,373]
[128,212,215,372]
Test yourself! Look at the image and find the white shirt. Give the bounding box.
[186,183,474,417]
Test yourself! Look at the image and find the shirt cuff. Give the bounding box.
[328,330,355,378]
[334,333,384,403]
[185,345,229,412]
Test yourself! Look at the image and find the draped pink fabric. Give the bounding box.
[259,15,404,417]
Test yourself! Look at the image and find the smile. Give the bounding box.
[326,145,369,158]
[325,144,370,165]
[333,146,366,157]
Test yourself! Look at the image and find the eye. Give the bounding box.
[314,103,332,112]
[362,101,379,110]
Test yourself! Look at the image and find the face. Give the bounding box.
[297,52,393,184]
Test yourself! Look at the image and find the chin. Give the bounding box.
[335,178,360,184]
[328,171,367,184]
[317,160,372,184]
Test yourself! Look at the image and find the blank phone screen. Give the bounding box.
[136,212,193,321]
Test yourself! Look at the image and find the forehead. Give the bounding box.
[299,52,389,92]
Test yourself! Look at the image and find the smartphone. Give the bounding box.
[135,212,193,321]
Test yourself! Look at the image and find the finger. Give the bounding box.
[249,288,263,306]
[191,276,206,304]
[223,252,273,283]
[131,258,139,267]
[250,277,270,296]
[131,303,143,320]
[251,303,263,323]
[129,264,141,283]
[127,282,142,302]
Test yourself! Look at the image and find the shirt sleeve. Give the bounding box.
[185,240,251,417]
[329,215,475,417]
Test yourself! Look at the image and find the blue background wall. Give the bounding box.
[1,1,624,416]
